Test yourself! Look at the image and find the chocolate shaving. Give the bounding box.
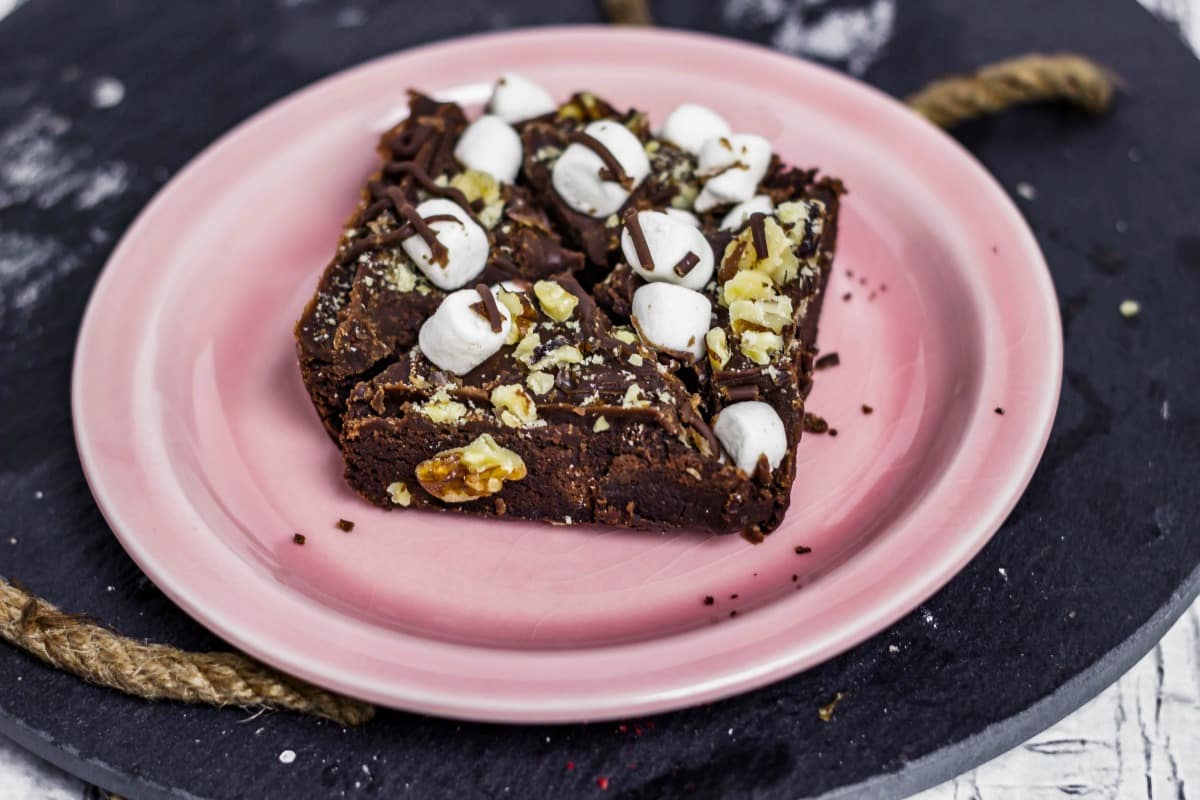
[473,284,504,332]
[570,131,632,189]
[713,366,766,387]
[422,213,463,226]
[336,519,355,532]
[748,213,769,259]
[725,384,760,402]
[382,162,477,219]
[814,352,840,370]
[622,208,654,271]
[802,412,829,434]
[396,204,449,266]
[673,251,700,277]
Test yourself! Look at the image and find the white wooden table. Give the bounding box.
[1,1,1196,797]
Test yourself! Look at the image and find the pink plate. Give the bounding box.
[73,27,1061,722]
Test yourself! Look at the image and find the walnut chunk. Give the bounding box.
[722,217,801,286]
[593,416,610,433]
[386,482,412,506]
[622,384,650,408]
[612,327,639,345]
[721,270,775,306]
[526,371,554,396]
[706,328,731,369]
[739,330,784,365]
[533,280,579,322]
[450,169,504,228]
[417,388,468,424]
[490,384,538,427]
[415,434,527,503]
[729,294,794,334]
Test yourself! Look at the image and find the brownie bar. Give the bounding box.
[296,83,844,535]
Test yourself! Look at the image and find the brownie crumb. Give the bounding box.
[814,352,840,370]
[994,407,1005,415]
[794,545,812,555]
[818,692,846,722]
[803,413,829,434]
[869,291,877,301]
[292,533,306,545]
[336,519,355,532]
[846,269,854,278]
[704,595,714,606]
[842,292,852,301]
[858,277,867,286]
[880,283,887,293]
[791,574,799,582]
[729,610,738,618]
[828,428,839,437]
[861,404,874,415]
[730,593,739,600]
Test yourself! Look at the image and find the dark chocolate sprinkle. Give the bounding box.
[720,240,746,283]
[794,545,812,555]
[336,519,355,532]
[623,208,655,271]
[704,596,714,606]
[748,213,769,259]
[995,407,1005,415]
[726,384,760,402]
[292,533,306,545]
[474,284,504,333]
[673,251,700,277]
[861,404,874,415]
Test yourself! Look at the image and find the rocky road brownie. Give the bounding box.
[296,74,843,536]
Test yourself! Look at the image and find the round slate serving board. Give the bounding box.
[1,1,1198,798]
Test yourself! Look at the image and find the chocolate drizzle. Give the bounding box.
[569,131,632,189]
[622,209,654,271]
[382,162,477,219]
[396,204,448,266]
[472,283,504,332]
[673,251,700,277]
[713,366,767,388]
[748,213,769,260]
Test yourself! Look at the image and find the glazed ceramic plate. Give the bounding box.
[73,27,1060,722]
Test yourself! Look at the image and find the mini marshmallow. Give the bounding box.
[453,114,522,183]
[551,119,650,218]
[694,134,772,213]
[418,288,512,375]
[620,210,715,291]
[488,72,557,124]
[720,195,775,231]
[660,103,732,155]
[630,282,711,362]
[664,207,701,227]
[713,401,788,475]
[401,198,489,291]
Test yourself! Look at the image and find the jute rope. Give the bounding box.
[905,52,1117,127]
[0,15,1118,727]
[0,578,374,726]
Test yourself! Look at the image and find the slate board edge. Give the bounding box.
[1,561,1195,800]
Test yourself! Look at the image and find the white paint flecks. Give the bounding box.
[278,749,296,764]
[90,76,125,109]
[0,107,130,210]
[1016,181,1038,201]
[334,6,367,28]
[770,0,896,76]
[0,0,27,23]
[722,0,788,27]
[0,232,80,316]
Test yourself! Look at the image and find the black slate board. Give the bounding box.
[1,1,1199,798]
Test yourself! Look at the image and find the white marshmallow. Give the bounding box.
[453,114,522,183]
[491,279,530,295]
[664,207,701,227]
[630,282,711,362]
[488,72,557,124]
[418,288,512,375]
[694,134,772,213]
[713,401,788,475]
[719,195,775,231]
[401,198,489,291]
[660,103,732,155]
[551,120,650,218]
[619,210,714,291]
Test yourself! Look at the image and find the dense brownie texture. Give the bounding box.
[296,91,843,535]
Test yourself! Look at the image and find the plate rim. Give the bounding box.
[71,24,1063,722]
